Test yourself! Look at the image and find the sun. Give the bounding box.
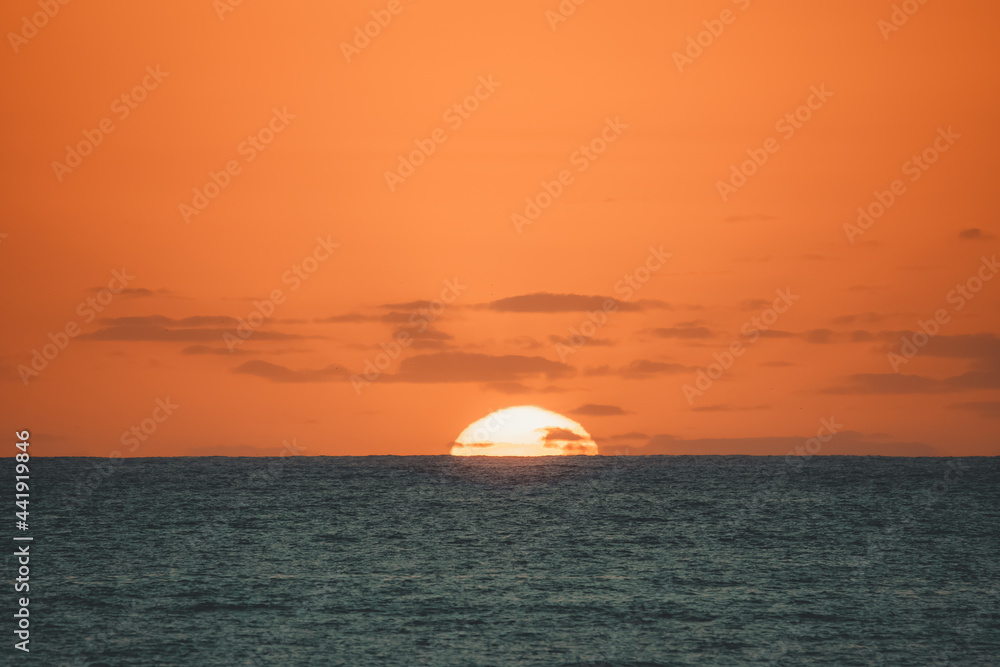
[450,406,598,456]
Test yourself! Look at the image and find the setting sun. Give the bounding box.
[450,406,598,457]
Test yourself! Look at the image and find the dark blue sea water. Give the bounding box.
[19,456,1000,665]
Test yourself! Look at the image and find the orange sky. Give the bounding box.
[2,0,998,457]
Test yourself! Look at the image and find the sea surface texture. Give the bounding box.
[25,456,1000,665]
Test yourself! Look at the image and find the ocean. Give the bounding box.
[23,456,1000,665]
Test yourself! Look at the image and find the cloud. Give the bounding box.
[621,430,938,456]
[620,359,692,378]
[828,333,1000,394]
[101,315,236,326]
[691,404,769,412]
[542,428,595,454]
[481,293,656,313]
[950,401,1000,419]
[80,315,304,342]
[570,404,629,416]
[605,432,649,441]
[827,368,1000,395]
[315,312,419,324]
[482,381,533,394]
[386,325,455,350]
[651,326,713,339]
[234,360,350,383]
[315,313,381,323]
[380,300,437,310]
[802,329,836,344]
[543,428,584,442]
[636,299,673,309]
[507,336,544,350]
[313,308,454,350]
[322,308,457,348]
[484,381,569,394]
[184,345,310,356]
[958,228,995,240]
[827,373,953,394]
[755,330,797,339]
[185,444,306,456]
[381,312,419,324]
[88,287,176,298]
[388,352,574,383]
[586,360,691,378]
[899,333,1000,360]
[549,334,613,347]
[182,345,250,356]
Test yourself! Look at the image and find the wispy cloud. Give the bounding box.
[958,228,995,240]
[479,293,668,313]
[234,360,350,383]
[626,431,937,456]
[80,315,305,342]
[570,404,629,416]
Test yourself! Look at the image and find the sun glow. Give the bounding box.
[450,406,598,456]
